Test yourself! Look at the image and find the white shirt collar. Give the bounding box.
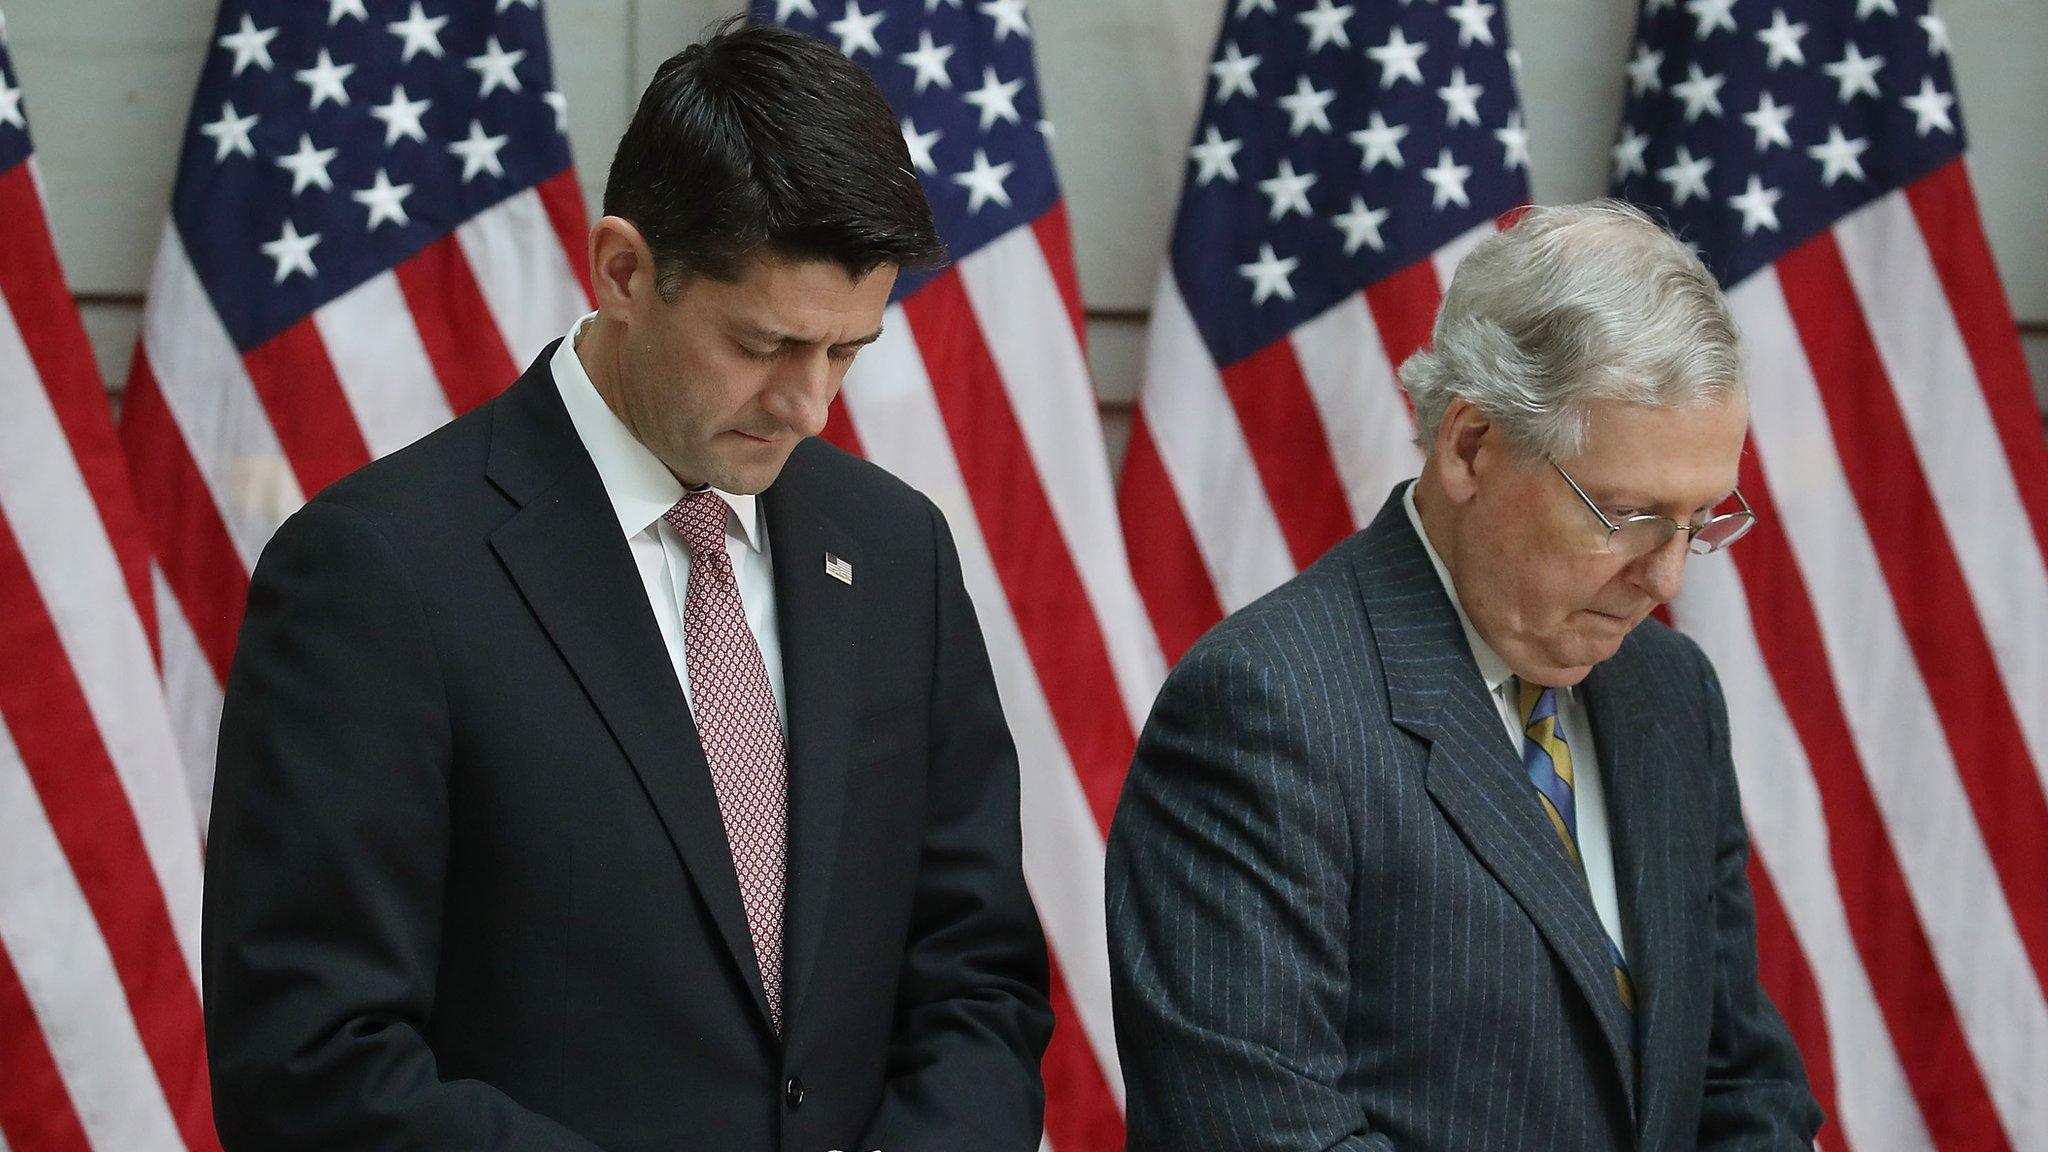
[552,312,764,552]
[1402,480,1516,697]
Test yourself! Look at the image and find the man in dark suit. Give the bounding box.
[203,23,1051,1152]
[1107,202,1821,1151]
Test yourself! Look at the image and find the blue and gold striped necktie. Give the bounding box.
[1516,679,1638,1023]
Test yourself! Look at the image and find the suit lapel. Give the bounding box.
[1584,654,1681,1140]
[761,443,861,1034]
[1352,488,1640,1118]
[483,351,776,1033]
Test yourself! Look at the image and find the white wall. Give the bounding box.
[8,0,2042,466]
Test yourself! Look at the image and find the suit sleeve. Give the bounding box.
[856,498,1054,1152]
[1106,634,1394,1152]
[203,499,604,1152]
[1694,652,1825,1150]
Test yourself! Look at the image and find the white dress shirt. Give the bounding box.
[1403,483,1625,958]
[552,313,787,731]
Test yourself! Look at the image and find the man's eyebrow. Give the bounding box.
[1605,481,1736,512]
[731,323,885,348]
[732,322,794,343]
[1584,484,1655,510]
[1587,484,1735,514]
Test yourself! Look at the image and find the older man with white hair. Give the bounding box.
[1107,201,1822,1151]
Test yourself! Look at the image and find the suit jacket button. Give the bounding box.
[784,1077,806,1111]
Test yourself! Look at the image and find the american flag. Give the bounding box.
[1117,0,1526,662]
[1612,1,2048,1149]
[117,0,592,825]
[0,14,217,1151]
[754,2,1165,1147]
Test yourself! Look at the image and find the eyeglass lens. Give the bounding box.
[1610,511,1754,557]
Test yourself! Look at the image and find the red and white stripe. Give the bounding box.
[1119,221,1500,662]
[120,170,593,820]
[826,205,1162,1150]
[1679,160,2048,1151]
[0,157,217,1150]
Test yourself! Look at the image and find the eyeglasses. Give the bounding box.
[1552,462,1756,558]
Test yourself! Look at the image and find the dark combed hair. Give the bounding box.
[602,17,947,295]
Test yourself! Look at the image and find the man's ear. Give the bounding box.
[589,216,655,317]
[1434,398,1492,504]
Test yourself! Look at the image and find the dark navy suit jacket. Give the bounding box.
[203,347,1052,1151]
[1107,486,1820,1151]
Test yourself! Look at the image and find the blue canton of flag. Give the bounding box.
[0,15,34,174]
[174,0,575,350]
[1611,0,1963,285]
[753,0,1059,301]
[1174,0,1530,368]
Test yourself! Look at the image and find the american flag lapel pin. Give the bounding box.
[824,552,853,585]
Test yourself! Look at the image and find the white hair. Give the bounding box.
[1399,200,1742,460]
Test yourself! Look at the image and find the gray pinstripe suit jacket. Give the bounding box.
[1107,486,1820,1151]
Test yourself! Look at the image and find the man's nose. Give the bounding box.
[763,358,833,439]
[1632,530,1691,604]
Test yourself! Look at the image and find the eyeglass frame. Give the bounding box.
[1550,461,1757,557]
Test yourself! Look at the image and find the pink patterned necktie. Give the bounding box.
[663,489,788,1031]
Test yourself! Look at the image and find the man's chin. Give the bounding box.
[703,450,798,496]
[1523,627,1630,685]
[1558,633,1627,676]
